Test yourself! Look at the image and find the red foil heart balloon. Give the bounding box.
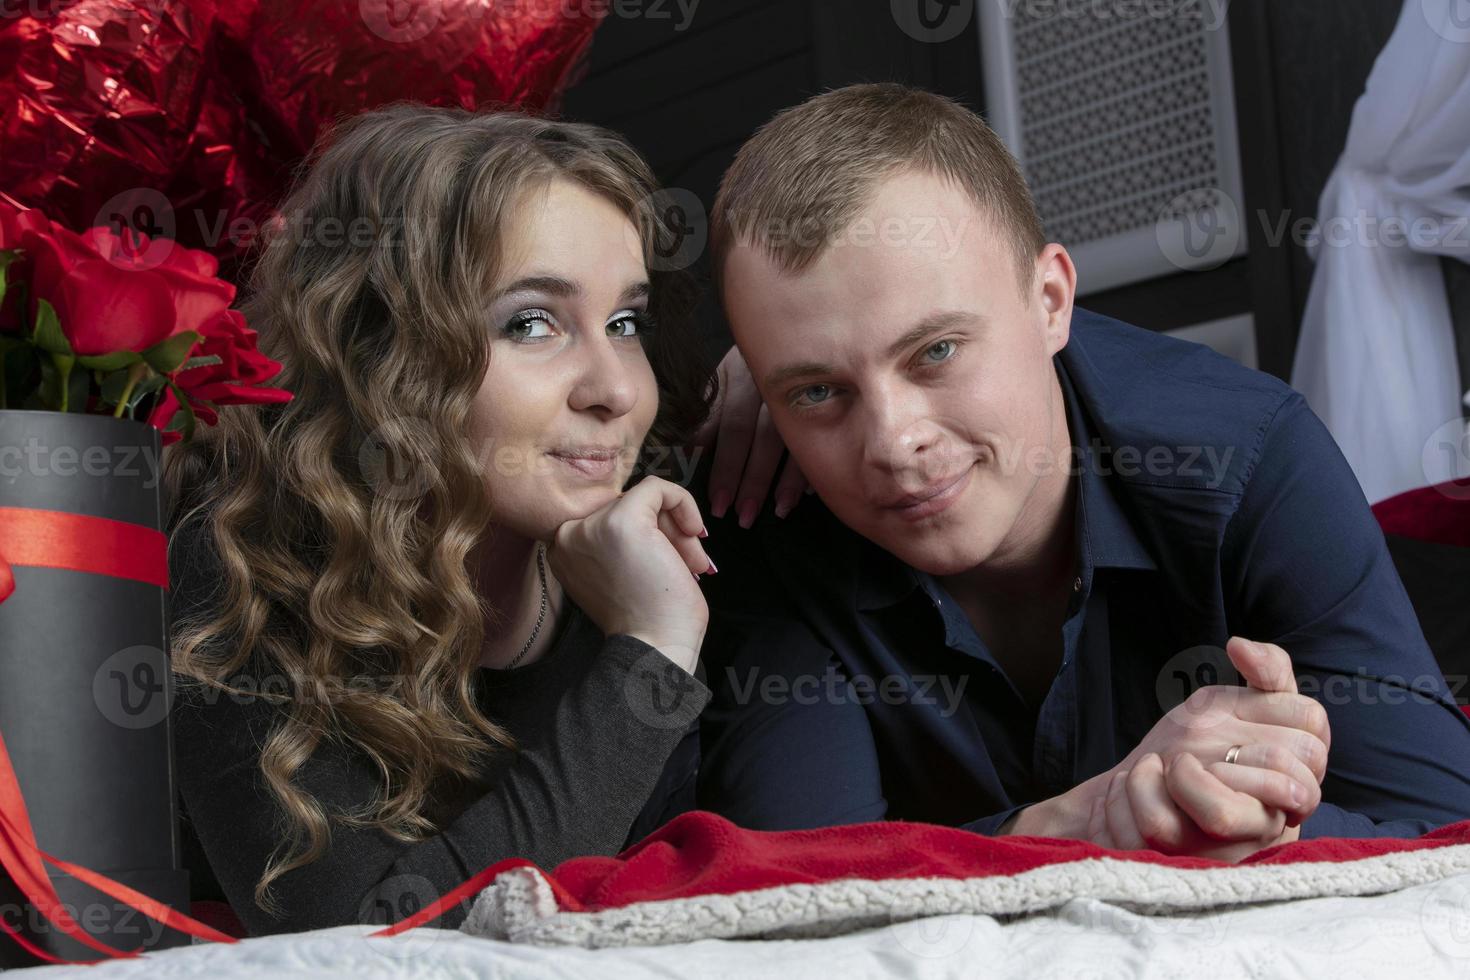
[0,0,604,280]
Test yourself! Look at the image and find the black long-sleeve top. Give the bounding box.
[168,519,709,936]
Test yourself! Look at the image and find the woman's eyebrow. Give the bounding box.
[491,276,649,305]
[493,274,580,300]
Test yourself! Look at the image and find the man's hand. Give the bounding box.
[1118,636,1329,827]
[695,345,807,526]
[1006,636,1327,860]
[1085,751,1301,862]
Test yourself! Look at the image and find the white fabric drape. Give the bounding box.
[1291,0,1470,504]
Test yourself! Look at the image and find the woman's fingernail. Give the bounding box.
[1290,782,1305,807]
[706,560,718,575]
[710,489,732,519]
[698,526,709,539]
[737,499,758,529]
[774,491,798,519]
[692,571,702,581]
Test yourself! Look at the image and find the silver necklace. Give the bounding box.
[503,542,548,670]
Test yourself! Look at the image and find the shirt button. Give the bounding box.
[1073,576,1082,592]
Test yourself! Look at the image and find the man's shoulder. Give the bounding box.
[1063,307,1304,498]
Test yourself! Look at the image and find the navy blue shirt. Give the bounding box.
[696,307,1470,840]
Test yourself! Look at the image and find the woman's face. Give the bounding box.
[468,178,659,540]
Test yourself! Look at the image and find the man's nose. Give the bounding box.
[862,396,948,478]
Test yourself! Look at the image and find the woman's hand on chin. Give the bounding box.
[547,476,713,674]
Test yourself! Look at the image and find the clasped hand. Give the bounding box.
[1073,636,1329,861]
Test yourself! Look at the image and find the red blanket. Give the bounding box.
[459,811,1470,946]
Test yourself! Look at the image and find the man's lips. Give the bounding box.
[878,463,974,519]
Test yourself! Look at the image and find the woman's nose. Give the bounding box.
[567,333,638,418]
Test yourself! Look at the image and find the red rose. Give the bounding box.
[147,309,293,446]
[5,200,234,356]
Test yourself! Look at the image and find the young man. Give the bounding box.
[695,83,1470,858]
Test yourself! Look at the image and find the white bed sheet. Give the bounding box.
[22,872,1470,979]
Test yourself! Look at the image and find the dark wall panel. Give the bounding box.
[559,0,1453,386]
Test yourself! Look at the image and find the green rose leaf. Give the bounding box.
[179,354,223,372]
[126,373,167,414]
[77,349,144,371]
[0,249,18,310]
[142,331,201,374]
[163,379,197,444]
[32,299,73,357]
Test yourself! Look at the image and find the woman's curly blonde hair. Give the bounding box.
[163,102,712,917]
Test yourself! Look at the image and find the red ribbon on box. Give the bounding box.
[0,505,485,959]
[0,505,239,962]
[0,507,171,605]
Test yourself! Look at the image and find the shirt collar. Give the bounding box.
[856,354,1156,613]
[1058,353,1158,576]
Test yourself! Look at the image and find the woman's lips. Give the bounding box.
[881,463,974,521]
[546,449,621,480]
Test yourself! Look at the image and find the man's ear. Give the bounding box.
[1033,243,1076,356]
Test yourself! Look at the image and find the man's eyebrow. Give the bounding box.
[884,310,986,358]
[764,359,837,391]
[762,310,987,391]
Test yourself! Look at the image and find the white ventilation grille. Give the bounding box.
[979,0,1246,295]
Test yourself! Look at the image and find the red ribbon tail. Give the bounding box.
[0,726,237,962]
[370,858,544,936]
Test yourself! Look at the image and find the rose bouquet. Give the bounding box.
[0,197,292,447]
[0,200,293,964]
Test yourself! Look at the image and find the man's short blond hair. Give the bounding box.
[710,83,1048,298]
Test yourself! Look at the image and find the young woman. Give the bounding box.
[164,104,718,935]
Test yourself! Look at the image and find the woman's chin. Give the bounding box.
[546,482,624,523]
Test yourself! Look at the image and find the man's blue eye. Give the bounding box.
[924,340,956,362]
[800,384,832,404]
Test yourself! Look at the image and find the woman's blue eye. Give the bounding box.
[502,309,555,341]
[606,312,646,338]
[923,339,957,363]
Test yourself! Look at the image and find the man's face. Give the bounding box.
[722,170,1076,576]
